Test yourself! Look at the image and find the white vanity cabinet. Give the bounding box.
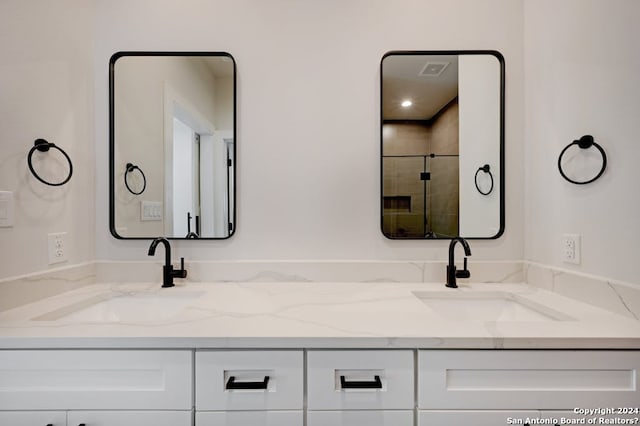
[2,348,639,426]
[540,410,639,425]
[417,350,640,425]
[306,350,414,426]
[0,350,193,426]
[67,411,192,426]
[0,411,192,426]
[196,411,302,426]
[195,350,304,426]
[0,411,67,426]
[418,410,540,426]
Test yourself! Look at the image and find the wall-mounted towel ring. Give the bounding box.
[474,164,494,195]
[558,135,607,185]
[27,138,73,186]
[124,163,146,195]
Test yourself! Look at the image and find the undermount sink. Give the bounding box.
[412,290,574,322]
[31,290,205,323]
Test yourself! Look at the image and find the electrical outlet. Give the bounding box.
[48,232,68,264]
[562,234,581,264]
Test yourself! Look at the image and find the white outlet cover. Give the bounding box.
[562,234,581,265]
[141,200,162,221]
[48,232,68,264]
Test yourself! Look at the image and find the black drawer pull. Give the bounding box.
[340,375,382,389]
[226,375,270,390]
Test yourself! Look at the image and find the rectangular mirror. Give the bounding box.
[380,50,504,239]
[109,52,236,239]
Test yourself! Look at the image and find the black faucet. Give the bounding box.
[446,237,472,288]
[147,237,187,288]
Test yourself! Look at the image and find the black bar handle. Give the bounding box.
[226,375,270,390]
[340,375,382,389]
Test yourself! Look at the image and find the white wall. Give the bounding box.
[523,0,640,284]
[3,0,636,285]
[94,0,525,263]
[0,0,95,280]
[214,76,234,132]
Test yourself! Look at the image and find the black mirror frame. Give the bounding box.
[379,50,505,240]
[109,51,237,240]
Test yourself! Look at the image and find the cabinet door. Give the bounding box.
[540,410,640,425]
[419,350,640,409]
[307,410,413,426]
[0,411,66,426]
[67,411,192,426]
[418,410,540,426]
[0,350,192,410]
[196,411,302,426]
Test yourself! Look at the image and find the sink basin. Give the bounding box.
[32,290,205,323]
[412,291,574,321]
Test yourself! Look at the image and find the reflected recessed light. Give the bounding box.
[401,100,412,108]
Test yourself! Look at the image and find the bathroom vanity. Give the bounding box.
[1,281,639,426]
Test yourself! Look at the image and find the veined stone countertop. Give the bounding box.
[0,281,639,349]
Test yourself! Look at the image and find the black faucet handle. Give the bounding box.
[177,257,188,279]
[455,257,471,279]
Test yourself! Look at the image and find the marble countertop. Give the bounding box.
[1,281,639,349]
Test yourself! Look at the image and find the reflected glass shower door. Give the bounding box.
[382,155,459,238]
[428,155,459,238]
[382,155,426,238]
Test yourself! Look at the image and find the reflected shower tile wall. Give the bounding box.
[525,262,640,321]
[429,99,459,237]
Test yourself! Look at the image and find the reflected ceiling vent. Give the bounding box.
[419,62,450,77]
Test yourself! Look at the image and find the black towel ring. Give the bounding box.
[474,164,494,195]
[124,163,146,195]
[27,139,73,186]
[558,135,607,185]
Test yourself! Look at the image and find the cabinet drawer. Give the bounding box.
[308,410,413,426]
[418,410,539,426]
[307,350,414,410]
[196,350,303,410]
[0,350,192,410]
[196,411,303,426]
[419,350,640,409]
